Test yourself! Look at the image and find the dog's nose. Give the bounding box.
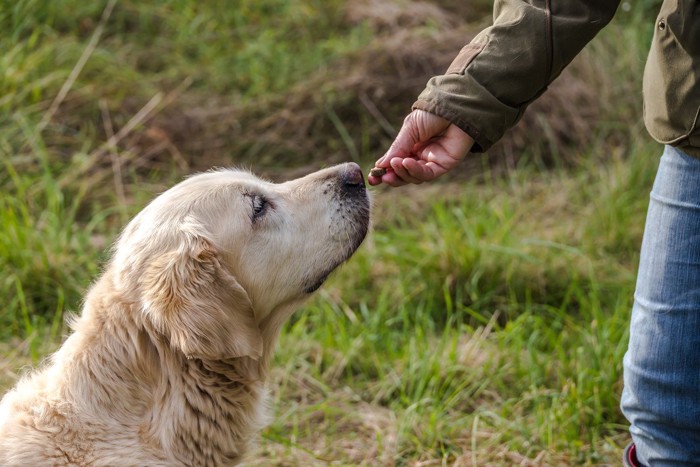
[340,163,365,191]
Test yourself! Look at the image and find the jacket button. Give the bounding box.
[658,18,666,30]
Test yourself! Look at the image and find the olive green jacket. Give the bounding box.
[413,0,700,157]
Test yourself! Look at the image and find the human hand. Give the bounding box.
[368,109,474,187]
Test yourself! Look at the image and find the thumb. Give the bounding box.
[375,116,420,167]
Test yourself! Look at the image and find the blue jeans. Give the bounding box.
[621,145,700,465]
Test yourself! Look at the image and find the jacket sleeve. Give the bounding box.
[413,0,621,152]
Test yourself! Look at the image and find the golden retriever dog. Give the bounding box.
[0,163,370,466]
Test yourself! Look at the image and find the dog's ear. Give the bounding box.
[141,224,263,360]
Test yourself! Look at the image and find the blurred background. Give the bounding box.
[0,1,664,464]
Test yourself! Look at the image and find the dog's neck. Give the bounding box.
[139,293,305,465]
[142,351,269,465]
[257,297,306,362]
[59,271,280,465]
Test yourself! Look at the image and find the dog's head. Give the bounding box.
[112,163,370,361]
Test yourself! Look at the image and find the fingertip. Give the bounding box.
[377,154,400,169]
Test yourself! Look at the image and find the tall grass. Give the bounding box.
[0,0,663,464]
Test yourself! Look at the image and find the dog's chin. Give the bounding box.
[303,257,345,294]
[303,274,329,294]
[302,256,347,294]
[304,227,369,295]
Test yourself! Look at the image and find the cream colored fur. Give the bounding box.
[0,163,370,466]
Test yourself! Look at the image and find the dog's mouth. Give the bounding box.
[302,165,370,294]
[302,212,368,294]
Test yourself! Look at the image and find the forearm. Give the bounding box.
[414,0,621,152]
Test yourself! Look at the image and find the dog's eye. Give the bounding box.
[251,194,268,220]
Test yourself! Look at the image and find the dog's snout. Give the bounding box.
[340,163,365,192]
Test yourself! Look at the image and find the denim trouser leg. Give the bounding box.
[621,146,700,465]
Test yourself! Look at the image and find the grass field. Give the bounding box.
[1,1,662,464]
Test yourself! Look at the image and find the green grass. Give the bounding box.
[0,0,663,464]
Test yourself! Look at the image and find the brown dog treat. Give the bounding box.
[369,167,386,178]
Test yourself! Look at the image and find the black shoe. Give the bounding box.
[623,442,641,467]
